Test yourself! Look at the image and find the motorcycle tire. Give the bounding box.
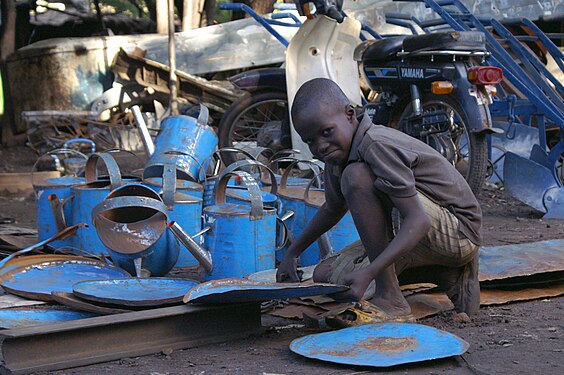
[218,90,290,166]
[389,93,488,196]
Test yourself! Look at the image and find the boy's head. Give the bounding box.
[291,78,357,166]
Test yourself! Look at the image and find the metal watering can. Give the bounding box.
[68,152,133,255]
[169,170,277,280]
[302,176,360,266]
[33,148,88,249]
[144,105,217,182]
[274,159,323,262]
[92,183,180,277]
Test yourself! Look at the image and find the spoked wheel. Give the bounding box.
[218,91,291,166]
[391,94,488,195]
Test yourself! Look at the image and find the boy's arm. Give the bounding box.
[338,194,431,300]
[276,202,347,282]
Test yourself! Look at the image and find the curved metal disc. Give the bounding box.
[73,278,200,307]
[0,260,131,301]
[245,266,316,283]
[0,255,99,281]
[51,291,132,315]
[290,323,469,367]
[183,278,348,304]
[0,308,97,329]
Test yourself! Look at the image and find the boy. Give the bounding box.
[276,78,481,321]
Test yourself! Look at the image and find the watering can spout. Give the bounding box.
[48,193,68,232]
[168,221,213,272]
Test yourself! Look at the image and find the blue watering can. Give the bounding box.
[144,105,217,182]
[92,183,180,277]
[169,170,277,280]
[33,148,88,249]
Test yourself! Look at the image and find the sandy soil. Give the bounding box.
[0,145,562,375]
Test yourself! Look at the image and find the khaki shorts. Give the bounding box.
[325,192,479,296]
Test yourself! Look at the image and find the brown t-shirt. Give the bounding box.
[324,114,482,245]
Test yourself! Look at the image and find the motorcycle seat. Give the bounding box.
[353,36,407,63]
[403,31,487,53]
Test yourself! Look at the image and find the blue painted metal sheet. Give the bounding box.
[167,193,203,267]
[0,308,98,329]
[73,278,200,307]
[183,278,348,304]
[479,239,564,282]
[290,323,469,367]
[0,260,131,301]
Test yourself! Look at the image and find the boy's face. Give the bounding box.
[294,104,356,166]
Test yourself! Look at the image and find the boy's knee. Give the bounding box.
[340,163,374,196]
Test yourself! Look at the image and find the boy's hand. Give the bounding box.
[276,256,301,282]
[331,269,373,302]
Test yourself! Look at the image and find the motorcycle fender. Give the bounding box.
[450,66,498,134]
[229,68,286,93]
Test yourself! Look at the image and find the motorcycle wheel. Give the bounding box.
[390,93,488,195]
[218,90,290,166]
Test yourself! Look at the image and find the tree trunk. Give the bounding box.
[0,0,17,61]
[156,0,169,34]
[182,0,205,31]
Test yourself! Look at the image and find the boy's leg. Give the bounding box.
[337,162,411,317]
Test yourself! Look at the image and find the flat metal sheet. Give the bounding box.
[0,260,131,301]
[479,239,564,281]
[183,278,348,304]
[290,323,469,367]
[51,291,132,315]
[73,278,200,307]
[0,308,97,329]
[0,255,100,280]
[245,265,316,283]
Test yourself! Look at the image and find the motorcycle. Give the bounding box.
[218,0,502,194]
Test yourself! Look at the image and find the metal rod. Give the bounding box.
[131,105,155,156]
[168,0,179,115]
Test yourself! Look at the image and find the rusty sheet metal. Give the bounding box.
[479,239,564,281]
[72,278,200,307]
[405,293,454,320]
[290,323,469,367]
[0,308,97,329]
[183,278,348,304]
[0,260,130,301]
[0,303,262,374]
[480,283,564,305]
[51,291,132,315]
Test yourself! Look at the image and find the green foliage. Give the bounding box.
[216,0,235,24]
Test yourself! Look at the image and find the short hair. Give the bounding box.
[291,78,350,123]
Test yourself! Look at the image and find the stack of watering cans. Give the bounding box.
[142,105,216,268]
[35,150,139,256]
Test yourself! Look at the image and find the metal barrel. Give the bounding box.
[92,183,180,277]
[202,170,276,280]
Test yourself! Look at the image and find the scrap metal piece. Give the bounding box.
[72,278,200,307]
[479,239,564,282]
[0,308,97,330]
[0,260,130,301]
[183,278,348,304]
[0,303,261,374]
[51,291,132,315]
[289,323,469,367]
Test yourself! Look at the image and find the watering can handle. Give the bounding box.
[63,138,96,154]
[304,171,325,202]
[275,214,292,250]
[31,149,88,187]
[161,163,177,209]
[279,159,323,190]
[201,147,258,180]
[85,152,123,190]
[218,159,278,195]
[91,196,169,222]
[215,170,264,220]
[197,104,209,128]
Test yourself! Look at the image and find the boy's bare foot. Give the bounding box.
[369,294,412,318]
[438,255,480,315]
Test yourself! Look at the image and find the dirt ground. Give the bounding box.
[0,144,562,375]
